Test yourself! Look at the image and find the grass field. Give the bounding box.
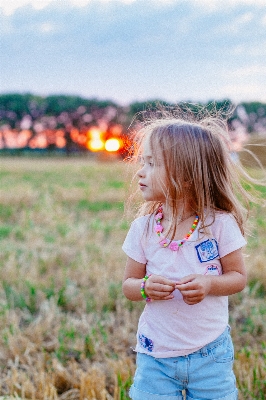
[0,156,265,400]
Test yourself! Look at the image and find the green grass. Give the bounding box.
[0,157,265,399]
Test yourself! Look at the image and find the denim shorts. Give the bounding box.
[129,327,238,400]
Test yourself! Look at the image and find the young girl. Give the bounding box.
[122,112,254,400]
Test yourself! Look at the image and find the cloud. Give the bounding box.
[38,22,56,33]
[220,83,266,102]
[229,64,266,78]
[0,0,54,16]
[217,64,266,102]
[230,41,266,57]
[261,14,266,26]
[1,0,266,16]
[1,0,265,103]
[212,11,254,35]
[0,0,135,16]
[191,0,266,12]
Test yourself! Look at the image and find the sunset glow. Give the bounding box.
[87,138,105,151]
[105,138,121,152]
[0,124,125,154]
[87,128,105,152]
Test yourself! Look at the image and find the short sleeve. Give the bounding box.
[122,218,147,264]
[213,213,247,258]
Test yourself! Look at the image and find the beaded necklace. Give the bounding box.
[154,206,199,251]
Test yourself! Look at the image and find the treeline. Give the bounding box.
[0,93,266,153]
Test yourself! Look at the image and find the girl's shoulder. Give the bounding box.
[212,210,236,223]
[206,211,246,258]
[207,210,241,237]
[126,214,153,242]
[130,213,152,229]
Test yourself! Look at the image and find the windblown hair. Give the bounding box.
[127,106,265,237]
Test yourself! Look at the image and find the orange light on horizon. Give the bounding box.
[105,138,121,152]
[87,128,105,152]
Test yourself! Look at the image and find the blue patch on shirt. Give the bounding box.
[195,239,219,262]
[138,334,154,352]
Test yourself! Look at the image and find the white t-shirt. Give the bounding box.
[122,212,246,358]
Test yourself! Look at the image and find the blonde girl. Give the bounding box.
[122,111,256,400]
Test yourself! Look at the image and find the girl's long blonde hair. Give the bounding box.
[127,106,265,237]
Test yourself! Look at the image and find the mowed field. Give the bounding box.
[0,156,265,400]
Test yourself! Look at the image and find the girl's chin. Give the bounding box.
[141,195,165,202]
[141,194,153,201]
[139,189,166,202]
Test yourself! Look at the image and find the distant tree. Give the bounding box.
[0,94,123,152]
[0,94,265,153]
[237,102,266,133]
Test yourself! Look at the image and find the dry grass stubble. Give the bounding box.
[0,157,265,399]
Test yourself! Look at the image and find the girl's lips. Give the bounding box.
[139,183,147,189]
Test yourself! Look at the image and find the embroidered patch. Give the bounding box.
[195,239,219,263]
[138,334,154,352]
[204,264,221,276]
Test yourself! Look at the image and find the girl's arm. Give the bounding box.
[209,248,247,295]
[122,256,176,301]
[175,248,247,305]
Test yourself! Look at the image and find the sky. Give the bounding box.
[0,0,266,105]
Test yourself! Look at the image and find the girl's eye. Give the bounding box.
[137,156,154,166]
[138,157,144,165]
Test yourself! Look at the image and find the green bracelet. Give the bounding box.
[140,275,151,302]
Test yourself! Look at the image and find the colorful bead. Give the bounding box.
[169,242,179,251]
[154,207,199,251]
[159,238,168,247]
[140,275,152,302]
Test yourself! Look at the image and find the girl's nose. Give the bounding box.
[137,166,145,178]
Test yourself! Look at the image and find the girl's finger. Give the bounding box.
[179,289,198,297]
[155,283,175,292]
[183,293,201,300]
[162,295,174,300]
[151,290,173,297]
[176,274,196,285]
[183,298,202,305]
[150,288,175,296]
[147,282,175,293]
[151,295,174,301]
[150,276,175,287]
[176,281,199,291]
[183,294,203,302]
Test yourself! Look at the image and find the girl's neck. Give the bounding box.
[162,202,194,222]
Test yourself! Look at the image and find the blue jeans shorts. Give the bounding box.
[129,327,238,400]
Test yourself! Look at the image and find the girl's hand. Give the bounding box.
[175,274,211,305]
[145,274,176,301]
